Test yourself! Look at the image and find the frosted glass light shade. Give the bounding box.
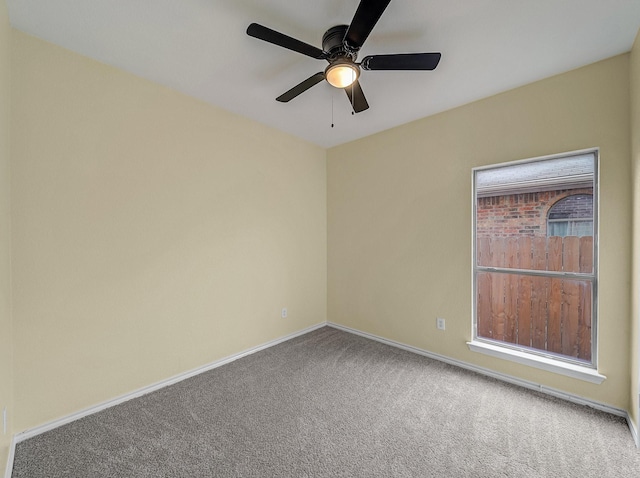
[325,62,359,88]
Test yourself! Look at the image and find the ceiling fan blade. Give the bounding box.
[344,80,369,113]
[276,72,326,102]
[345,0,392,50]
[361,52,442,70]
[247,23,326,59]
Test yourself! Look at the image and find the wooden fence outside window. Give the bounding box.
[476,236,593,361]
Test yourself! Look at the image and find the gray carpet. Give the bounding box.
[11,326,640,477]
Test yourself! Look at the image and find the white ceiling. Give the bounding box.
[7,0,640,148]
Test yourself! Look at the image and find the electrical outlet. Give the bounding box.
[436,317,446,331]
[281,307,288,319]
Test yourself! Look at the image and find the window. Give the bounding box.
[547,195,593,237]
[470,150,601,382]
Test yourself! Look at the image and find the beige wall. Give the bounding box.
[0,0,13,474]
[0,0,13,472]
[4,15,639,454]
[10,30,327,431]
[631,29,640,432]
[328,54,632,410]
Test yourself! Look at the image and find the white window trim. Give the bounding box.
[471,148,600,382]
[467,340,606,384]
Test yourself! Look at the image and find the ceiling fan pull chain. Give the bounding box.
[351,82,355,115]
[331,93,334,128]
[351,68,355,115]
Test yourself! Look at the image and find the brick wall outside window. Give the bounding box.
[476,188,593,238]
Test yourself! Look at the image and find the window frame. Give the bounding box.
[469,149,602,383]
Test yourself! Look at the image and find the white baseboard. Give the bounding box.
[327,322,637,445]
[4,434,16,478]
[628,413,639,448]
[9,322,326,452]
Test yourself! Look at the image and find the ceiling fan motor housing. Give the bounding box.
[322,25,358,62]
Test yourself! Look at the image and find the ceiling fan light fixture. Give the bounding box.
[325,61,360,88]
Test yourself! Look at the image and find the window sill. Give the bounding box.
[466,340,606,384]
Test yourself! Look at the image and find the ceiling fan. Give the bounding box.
[247,0,441,113]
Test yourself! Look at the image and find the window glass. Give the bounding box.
[474,151,597,365]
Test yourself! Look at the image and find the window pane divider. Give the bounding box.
[475,266,594,281]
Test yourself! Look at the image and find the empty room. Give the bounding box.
[2,0,640,476]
